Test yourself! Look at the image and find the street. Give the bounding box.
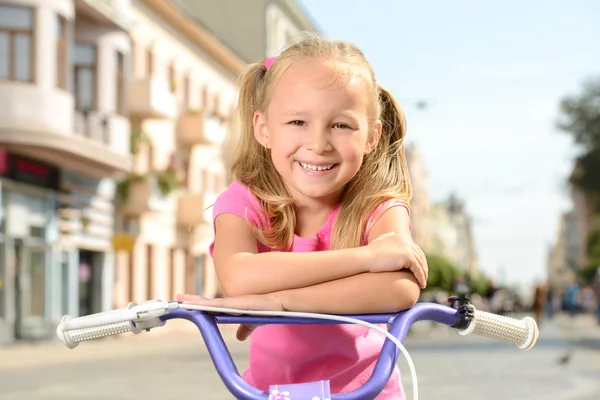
[1,315,599,400]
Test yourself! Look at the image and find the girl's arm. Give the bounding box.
[270,206,422,313]
[213,214,372,297]
[272,270,420,314]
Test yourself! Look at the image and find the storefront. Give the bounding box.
[0,150,116,345]
[0,149,60,344]
[58,170,116,321]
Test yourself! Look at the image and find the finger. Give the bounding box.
[413,244,428,272]
[236,324,257,341]
[410,244,428,283]
[176,293,206,303]
[409,261,427,288]
[188,295,257,311]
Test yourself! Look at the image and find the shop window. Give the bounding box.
[60,251,69,315]
[0,241,5,319]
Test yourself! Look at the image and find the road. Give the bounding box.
[0,315,599,399]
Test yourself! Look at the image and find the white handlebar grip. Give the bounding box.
[56,315,141,349]
[458,309,539,351]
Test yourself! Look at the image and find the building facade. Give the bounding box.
[405,143,431,251]
[177,0,319,63]
[427,195,480,277]
[546,211,577,290]
[111,0,246,310]
[546,184,596,290]
[0,0,132,344]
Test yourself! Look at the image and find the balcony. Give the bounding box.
[177,192,216,226]
[74,110,130,154]
[177,111,229,146]
[119,175,177,215]
[129,78,177,120]
[176,111,204,146]
[75,0,133,31]
[0,82,131,175]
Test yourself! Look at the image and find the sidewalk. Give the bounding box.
[0,321,242,371]
[551,312,600,349]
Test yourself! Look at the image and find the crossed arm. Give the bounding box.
[211,206,423,314]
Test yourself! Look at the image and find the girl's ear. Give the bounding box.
[253,111,270,149]
[365,120,382,154]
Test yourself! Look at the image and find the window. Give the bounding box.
[56,15,67,89]
[0,4,34,82]
[0,241,5,319]
[60,251,69,315]
[26,248,46,317]
[73,42,97,111]
[168,61,176,93]
[130,39,136,77]
[169,248,176,299]
[183,73,191,109]
[146,244,153,299]
[115,51,125,115]
[194,255,205,296]
[200,86,208,110]
[146,46,153,77]
[214,95,220,117]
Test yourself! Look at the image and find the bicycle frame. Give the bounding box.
[160,302,462,400]
[56,295,537,400]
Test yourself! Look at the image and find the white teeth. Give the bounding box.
[299,162,334,171]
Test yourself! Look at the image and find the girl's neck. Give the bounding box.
[291,191,342,238]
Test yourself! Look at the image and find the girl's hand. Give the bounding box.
[176,293,284,341]
[366,232,429,288]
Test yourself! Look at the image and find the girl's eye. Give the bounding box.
[333,123,351,129]
[289,120,306,126]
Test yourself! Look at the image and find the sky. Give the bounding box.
[297,0,600,289]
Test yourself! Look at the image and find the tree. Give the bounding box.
[424,253,461,292]
[557,77,600,206]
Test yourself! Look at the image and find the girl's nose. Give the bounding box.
[305,127,332,154]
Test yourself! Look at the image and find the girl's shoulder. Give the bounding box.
[213,181,266,228]
[361,199,410,245]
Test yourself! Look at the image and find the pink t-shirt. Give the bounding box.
[209,181,410,399]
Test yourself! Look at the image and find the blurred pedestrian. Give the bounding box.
[532,283,548,324]
[593,267,600,324]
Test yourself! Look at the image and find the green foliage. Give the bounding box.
[425,253,461,292]
[130,129,151,155]
[116,173,146,203]
[466,274,489,296]
[154,167,179,197]
[557,77,600,197]
[116,168,180,203]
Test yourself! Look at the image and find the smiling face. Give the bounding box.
[253,58,381,205]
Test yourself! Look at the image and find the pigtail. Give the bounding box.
[224,60,297,250]
[330,85,412,250]
[375,84,411,203]
[224,62,268,180]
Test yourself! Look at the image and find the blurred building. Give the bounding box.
[405,143,431,250]
[0,0,132,344]
[428,195,480,277]
[546,211,577,290]
[546,184,595,289]
[112,0,246,309]
[175,0,320,62]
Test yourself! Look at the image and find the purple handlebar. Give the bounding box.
[160,302,462,400]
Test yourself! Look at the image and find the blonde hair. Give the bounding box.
[223,35,412,250]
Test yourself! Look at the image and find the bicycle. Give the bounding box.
[56,295,539,400]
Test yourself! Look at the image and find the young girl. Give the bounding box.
[178,36,428,399]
